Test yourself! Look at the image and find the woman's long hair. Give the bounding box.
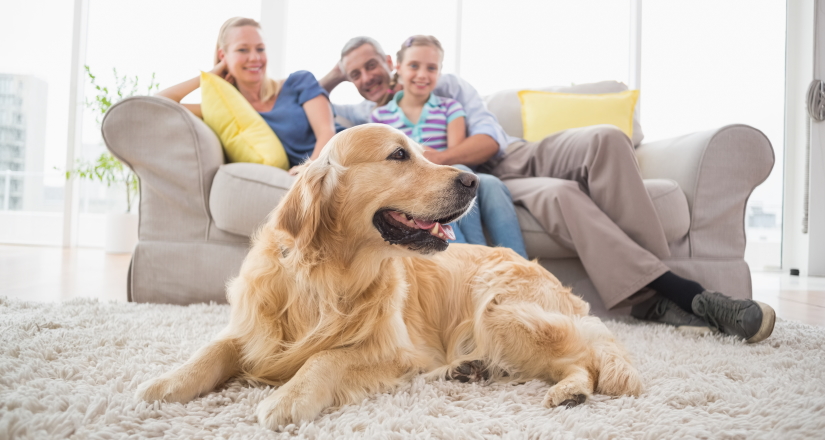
[215,17,280,102]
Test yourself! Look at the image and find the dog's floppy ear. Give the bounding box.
[274,159,336,250]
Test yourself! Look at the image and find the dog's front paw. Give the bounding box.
[135,375,193,403]
[543,382,590,408]
[257,388,325,430]
[136,376,173,402]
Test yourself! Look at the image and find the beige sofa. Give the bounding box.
[102,84,774,317]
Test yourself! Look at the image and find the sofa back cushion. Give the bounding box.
[484,81,645,147]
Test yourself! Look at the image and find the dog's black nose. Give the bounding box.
[457,172,478,189]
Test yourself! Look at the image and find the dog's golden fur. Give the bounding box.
[137,124,642,429]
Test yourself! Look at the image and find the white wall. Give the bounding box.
[783,0,825,277]
[809,0,825,276]
[783,0,815,275]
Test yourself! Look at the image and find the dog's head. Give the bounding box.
[273,124,477,256]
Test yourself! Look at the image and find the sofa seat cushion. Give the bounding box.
[210,163,295,237]
[211,164,690,257]
[645,179,690,243]
[521,178,690,259]
[516,206,578,259]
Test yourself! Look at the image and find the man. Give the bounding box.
[319,36,775,343]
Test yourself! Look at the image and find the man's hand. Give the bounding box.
[422,148,447,165]
[320,63,347,93]
[421,134,500,167]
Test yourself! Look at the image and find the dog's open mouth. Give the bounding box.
[372,208,466,254]
[386,210,457,241]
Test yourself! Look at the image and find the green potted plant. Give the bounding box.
[66,66,158,253]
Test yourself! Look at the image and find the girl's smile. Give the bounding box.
[397,45,441,99]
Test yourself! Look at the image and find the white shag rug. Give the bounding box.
[1,297,824,440]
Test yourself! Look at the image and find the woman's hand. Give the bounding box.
[288,165,301,176]
[155,72,205,118]
[210,58,234,85]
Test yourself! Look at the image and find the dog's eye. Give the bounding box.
[387,148,409,161]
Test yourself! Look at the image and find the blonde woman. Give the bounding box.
[156,17,336,174]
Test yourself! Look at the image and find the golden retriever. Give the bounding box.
[136,124,642,429]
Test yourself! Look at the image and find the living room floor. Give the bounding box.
[1,244,823,328]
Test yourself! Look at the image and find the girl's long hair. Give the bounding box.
[215,17,280,102]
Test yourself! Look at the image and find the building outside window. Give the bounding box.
[0,75,48,212]
[0,1,73,245]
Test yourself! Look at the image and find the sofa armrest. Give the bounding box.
[635,124,774,258]
[102,96,226,242]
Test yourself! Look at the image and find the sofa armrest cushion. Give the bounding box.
[210,163,296,237]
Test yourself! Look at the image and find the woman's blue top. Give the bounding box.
[258,70,329,167]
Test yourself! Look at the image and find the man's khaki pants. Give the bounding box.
[481,125,671,309]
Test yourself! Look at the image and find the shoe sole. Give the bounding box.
[746,301,776,343]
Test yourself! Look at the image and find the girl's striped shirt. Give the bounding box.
[370,91,465,151]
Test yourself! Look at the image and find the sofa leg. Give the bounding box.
[126,257,133,302]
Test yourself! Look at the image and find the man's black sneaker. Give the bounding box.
[691,291,776,343]
[630,295,710,333]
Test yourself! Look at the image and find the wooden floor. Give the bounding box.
[0,244,131,303]
[1,244,824,328]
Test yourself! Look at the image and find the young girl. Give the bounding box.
[370,35,527,259]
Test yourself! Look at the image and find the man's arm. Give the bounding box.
[318,63,375,126]
[319,64,347,93]
[433,74,514,162]
[423,134,499,166]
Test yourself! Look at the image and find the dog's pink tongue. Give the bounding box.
[412,218,457,241]
[413,219,435,229]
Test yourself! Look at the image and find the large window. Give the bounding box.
[284,0,460,106]
[0,1,75,245]
[641,1,786,271]
[77,0,262,246]
[0,1,788,264]
[460,0,630,96]
[283,0,630,102]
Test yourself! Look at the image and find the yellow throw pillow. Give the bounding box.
[200,71,289,170]
[518,89,639,142]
